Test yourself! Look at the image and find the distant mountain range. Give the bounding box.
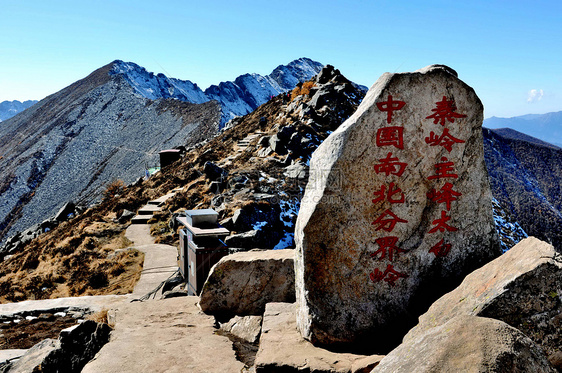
[111,57,325,126]
[0,100,37,121]
[484,111,562,148]
[0,58,325,244]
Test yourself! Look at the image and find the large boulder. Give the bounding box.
[372,315,556,373]
[295,65,501,352]
[403,236,562,369]
[254,303,384,373]
[199,249,295,319]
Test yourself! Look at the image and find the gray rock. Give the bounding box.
[268,134,287,155]
[224,230,260,249]
[208,180,224,194]
[5,339,60,373]
[199,249,296,318]
[254,303,384,373]
[259,135,270,147]
[161,273,185,294]
[161,289,188,299]
[225,228,283,251]
[40,320,112,372]
[284,161,308,179]
[220,315,263,344]
[231,202,281,232]
[54,202,76,222]
[117,209,135,224]
[295,64,501,352]
[403,236,562,365]
[372,315,556,373]
[308,90,333,110]
[203,161,228,182]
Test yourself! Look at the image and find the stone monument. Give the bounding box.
[294,65,501,353]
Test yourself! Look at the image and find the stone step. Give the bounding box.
[147,192,176,206]
[131,215,151,224]
[137,204,161,215]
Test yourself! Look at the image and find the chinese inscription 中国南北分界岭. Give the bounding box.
[369,95,467,285]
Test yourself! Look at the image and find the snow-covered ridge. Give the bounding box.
[0,100,38,122]
[110,58,324,126]
[110,61,208,104]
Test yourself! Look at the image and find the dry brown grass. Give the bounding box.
[0,222,143,303]
[291,81,315,101]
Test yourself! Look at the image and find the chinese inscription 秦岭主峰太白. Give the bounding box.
[370,95,409,285]
[424,96,466,257]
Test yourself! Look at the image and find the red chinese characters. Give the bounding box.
[376,95,406,124]
[429,239,452,257]
[372,237,407,262]
[427,182,462,211]
[372,209,408,232]
[428,210,458,233]
[374,152,408,177]
[371,94,410,285]
[426,96,467,126]
[428,157,458,180]
[369,264,408,286]
[376,126,404,149]
[425,128,465,152]
[372,182,405,204]
[424,97,466,257]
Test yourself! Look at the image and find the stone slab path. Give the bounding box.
[125,224,178,299]
[82,297,244,373]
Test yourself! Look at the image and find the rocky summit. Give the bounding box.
[295,64,501,352]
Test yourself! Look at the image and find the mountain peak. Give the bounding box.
[109,58,324,126]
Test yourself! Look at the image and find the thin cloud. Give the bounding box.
[527,89,544,103]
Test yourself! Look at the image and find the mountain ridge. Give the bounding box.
[484,111,562,147]
[0,100,38,122]
[110,57,326,126]
[0,58,332,245]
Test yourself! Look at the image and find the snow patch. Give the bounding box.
[273,232,294,250]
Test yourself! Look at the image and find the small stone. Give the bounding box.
[220,315,263,344]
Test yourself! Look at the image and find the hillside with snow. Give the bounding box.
[111,58,326,126]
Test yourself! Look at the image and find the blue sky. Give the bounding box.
[1,0,560,118]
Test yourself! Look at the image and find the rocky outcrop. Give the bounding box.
[254,303,384,373]
[0,201,82,258]
[403,236,562,369]
[372,315,556,373]
[3,338,60,373]
[40,320,112,372]
[295,64,501,352]
[2,320,111,373]
[199,249,295,319]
